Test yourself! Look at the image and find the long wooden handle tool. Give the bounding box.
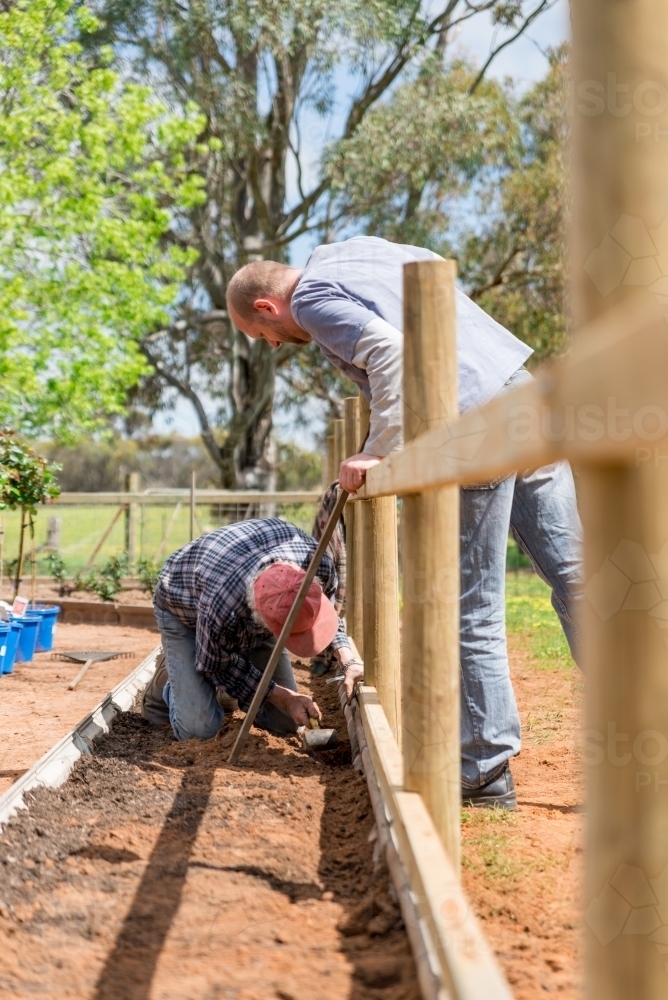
[68,658,94,691]
[228,486,349,764]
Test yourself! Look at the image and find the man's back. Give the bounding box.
[291,236,531,416]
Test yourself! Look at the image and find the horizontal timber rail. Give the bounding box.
[351,295,667,501]
[50,490,322,506]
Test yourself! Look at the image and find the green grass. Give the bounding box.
[505,570,574,672]
[461,808,524,883]
[0,502,319,575]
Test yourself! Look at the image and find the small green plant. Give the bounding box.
[92,577,119,602]
[0,431,60,597]
[45,552,68,596]
[71,553,128,603]
[99,553,128,590]
[137,558,160,595]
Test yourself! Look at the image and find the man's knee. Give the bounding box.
[172,714,221,741]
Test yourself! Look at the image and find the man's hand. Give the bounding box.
[338,453,382,493]
[342,661,364,702]
[335,644,364,702]
[268,685,322,728]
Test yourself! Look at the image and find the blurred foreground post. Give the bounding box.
[571,2,668,996]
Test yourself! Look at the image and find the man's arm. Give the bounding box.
[339,316,403,492]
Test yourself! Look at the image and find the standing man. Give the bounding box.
[226,236,582,810]
[142,517,361,741]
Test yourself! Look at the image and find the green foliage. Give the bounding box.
[85,0,556,484]
[327,62,515,248]
[457,48,569,361]
[0,0,205,438]
[136,557,160,595]
[0,431,60,514]
[73,552,128,601]
[275,441,323,491]
[45,551,68,595]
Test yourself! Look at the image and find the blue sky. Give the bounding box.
[154,0,571,444]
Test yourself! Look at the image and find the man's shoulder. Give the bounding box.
[303,236,434,269]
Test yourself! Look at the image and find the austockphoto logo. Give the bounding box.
[586,863,668,962]
[577,75,668,142]
[584,538,668,638]
[506,398,668,444]
[583,723,668,793]
[585,213,668,301]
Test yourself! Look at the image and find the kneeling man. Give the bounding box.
[142,517,360,740]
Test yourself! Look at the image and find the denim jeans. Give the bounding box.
[153,603,298,741]
[460,367,583,787]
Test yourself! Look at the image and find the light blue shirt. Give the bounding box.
[291,237,532,455]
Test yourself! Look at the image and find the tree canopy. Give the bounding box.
[0,0,204,438]
[83,0,562,486]
[0,0,567,484]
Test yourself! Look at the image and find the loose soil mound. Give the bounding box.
[0,624,160,796]
[0,663,419,1000]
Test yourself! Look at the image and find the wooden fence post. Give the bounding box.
[333,418,345,481]
[325,433,335,488]
[571,3,668,997]
[401,259,460,869]
[361,385,401,740]
[189,470,196,542]
[124,472,140,570]
[344,396,365,652]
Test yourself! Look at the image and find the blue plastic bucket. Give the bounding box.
[0,623,10,674]
[31,605,60,652]
[3,620,23,673]
[13,615,40,663]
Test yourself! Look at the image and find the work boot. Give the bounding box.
[140,650,170,725]
[462,764,516,811]
[216,687,239,714]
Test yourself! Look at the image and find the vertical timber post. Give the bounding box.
[360,392,401,742]
[124,472,140,571]
[344,396,365,652]
[571,3,668,998]
[326,434,335,488]
[332,419,345,481]
[402,259,460,869]
[190,470,196,542]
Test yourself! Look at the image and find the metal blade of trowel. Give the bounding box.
[299,716,340,752]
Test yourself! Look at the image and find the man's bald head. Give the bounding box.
[226,261,308,348]
[226,261,294,325]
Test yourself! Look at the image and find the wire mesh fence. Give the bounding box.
[0,493,322,580]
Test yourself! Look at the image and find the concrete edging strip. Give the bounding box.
[0,646,161,831]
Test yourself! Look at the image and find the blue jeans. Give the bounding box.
[153,603,298,741]
[460,368,583,787]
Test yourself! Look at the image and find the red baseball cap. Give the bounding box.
[253,563,339,658]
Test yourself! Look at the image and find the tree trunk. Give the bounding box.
[14,507,26,600]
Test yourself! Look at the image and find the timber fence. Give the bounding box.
[342,1,668,979]
[0,490,322,580]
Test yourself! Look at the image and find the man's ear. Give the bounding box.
[254,297,279,317]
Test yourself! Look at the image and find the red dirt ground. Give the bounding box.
[462,634,584,998]
[0,663,419,1000]
[0,622,585,999]
[0,623,160,795]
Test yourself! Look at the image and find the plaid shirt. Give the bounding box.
[154,518,348,708]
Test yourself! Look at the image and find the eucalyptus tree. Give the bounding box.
[86,0,556,487]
